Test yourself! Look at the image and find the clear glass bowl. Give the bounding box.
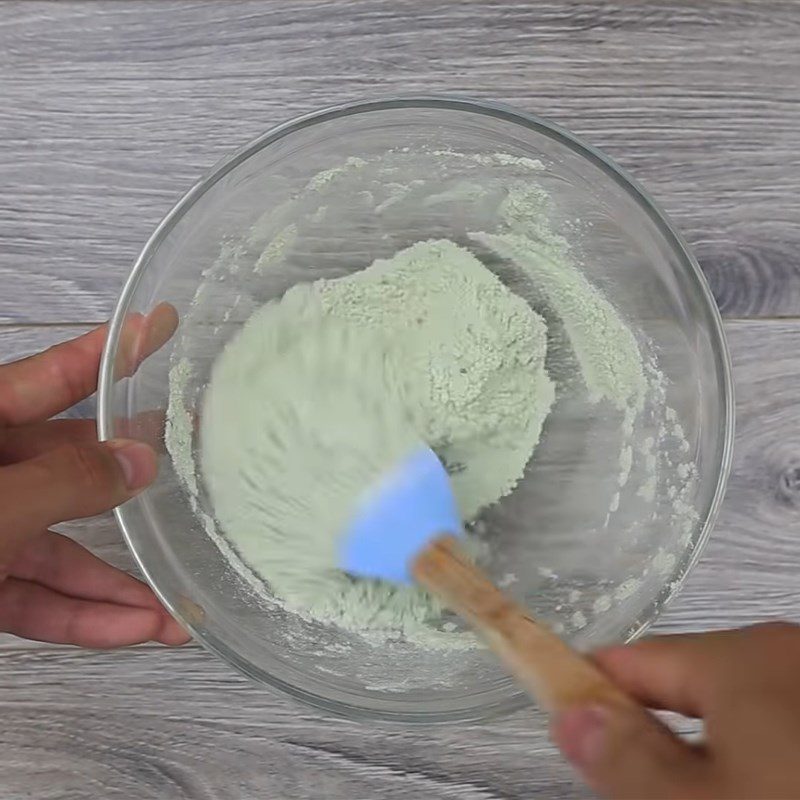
[98,97,733,722]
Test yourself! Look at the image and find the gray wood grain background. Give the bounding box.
[1,2,798,798]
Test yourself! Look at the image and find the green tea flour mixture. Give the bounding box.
[200,240,555,642]
[163,151,701,654]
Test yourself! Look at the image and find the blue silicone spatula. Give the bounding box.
[339,445,637,714]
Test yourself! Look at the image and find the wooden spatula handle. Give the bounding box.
[412,535,637,714]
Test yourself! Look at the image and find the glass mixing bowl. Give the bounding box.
[98,97,733,722]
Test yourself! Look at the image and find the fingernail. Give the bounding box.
[108,441,157,491]
[552,705,610,769]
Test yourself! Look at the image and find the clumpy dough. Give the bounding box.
[201,239,555,643]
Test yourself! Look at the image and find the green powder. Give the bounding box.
[480,183,646,413]
[472,230,646,412]
[318,239,555,519]
[473,183,648,502]
[254,223,297,274]
[201,239,554,644]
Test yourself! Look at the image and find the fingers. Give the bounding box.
[9,530,162,609]
[0,577,189,648]
[0,410,168,464]
[0,324,107,427]
[552,704,709,800]
[0,303,177,427]
[0,439,157,568]
[554,632,736,797]
[116,301,178,380]
[0,418,96,465]
[592,629,766,719]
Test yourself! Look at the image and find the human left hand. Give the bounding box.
[0,305,189,648]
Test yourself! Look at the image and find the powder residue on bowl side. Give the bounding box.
[471,228,646,414]
[165,356,198,497]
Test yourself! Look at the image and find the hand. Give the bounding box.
[0,305,189,648]
[551,622,800,799]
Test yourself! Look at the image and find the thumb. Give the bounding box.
[0,439,156,568]
[551,704,708,800]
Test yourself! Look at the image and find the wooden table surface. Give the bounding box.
[1,2,798,798]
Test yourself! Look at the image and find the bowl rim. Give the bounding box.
[98,94,735,723]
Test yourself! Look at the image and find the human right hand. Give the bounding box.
[551,622,800,799]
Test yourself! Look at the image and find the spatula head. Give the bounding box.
[339,446,463,584]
